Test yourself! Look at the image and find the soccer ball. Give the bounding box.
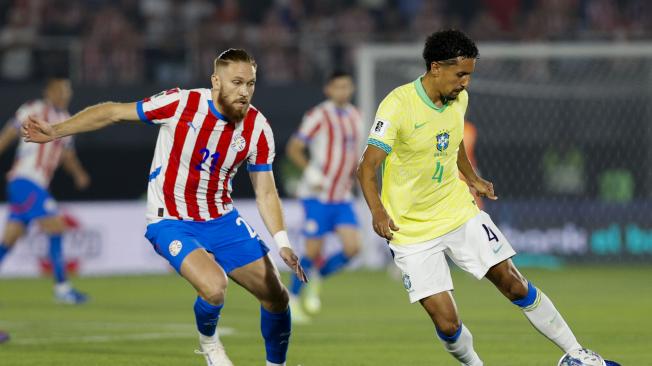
[558,348,606,366]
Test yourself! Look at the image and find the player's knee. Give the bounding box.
[199,283,227,306]
[1,238,18,247]
[343,241,361,257]
[303,245,322,259]
[262,286,289,313]
[505,277,529,301]
[436,320,461,338]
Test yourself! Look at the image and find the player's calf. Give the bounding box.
[512,281,581,353]
[261,305,291,366]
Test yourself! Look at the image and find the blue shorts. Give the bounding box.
[6,178,58,225]
[301,199,358,238]
[144,209,270,273]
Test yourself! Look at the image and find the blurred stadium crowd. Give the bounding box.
[1,0,651,85]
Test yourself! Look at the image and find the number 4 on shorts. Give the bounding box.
[482,224,499,242]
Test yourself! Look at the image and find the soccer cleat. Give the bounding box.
[54,288,89,305]
[605,361,621,366]
[0,330,9,344]
[302,277,321,315]
[195,337,234,366]
[289,297,311,324]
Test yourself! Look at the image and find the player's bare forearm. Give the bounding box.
[61,149,91,189]
[0,123,18,156]
[356,146,386,214]
[285,137,309,170]
[52,102,140,138]
[61,149,86,176]
[357,145,399,239]
[250,171,287,235]
[457,141,479,183]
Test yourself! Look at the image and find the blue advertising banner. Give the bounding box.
[488,200,652,263]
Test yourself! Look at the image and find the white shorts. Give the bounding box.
[389,211,516,303]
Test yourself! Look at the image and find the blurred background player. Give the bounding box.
[285,71,363,322]
[0,330,8,344]
[23,49,306,366]
[0,78,90,304]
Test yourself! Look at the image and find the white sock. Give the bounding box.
[55,282,72,294]
[521,289,581,353]
[198,332,217,344]
[266,362,285,366]
[438,324,483,366]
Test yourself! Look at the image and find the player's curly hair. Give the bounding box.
[423,29,479,70]
[214,48,257,71]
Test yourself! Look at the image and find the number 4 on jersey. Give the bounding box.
[432,161,444,183]
[482,224,499,242]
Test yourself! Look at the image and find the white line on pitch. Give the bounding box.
[11,327,235,345]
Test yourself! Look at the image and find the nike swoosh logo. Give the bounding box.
[186,121,198,132]
[414,122,427,129]
[492,244,503,254]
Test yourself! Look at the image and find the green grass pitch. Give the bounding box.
[1,266,650,365]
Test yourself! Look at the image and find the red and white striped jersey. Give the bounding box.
[137,88,275,223]
[295,100,363,202]
[8,100,73,188]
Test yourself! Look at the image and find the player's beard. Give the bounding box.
[218,93,249,122]
[445,87,464,101]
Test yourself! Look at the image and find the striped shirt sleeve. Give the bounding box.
[136,88,183,126]
[247,119,275,172]
[295,108,322,143]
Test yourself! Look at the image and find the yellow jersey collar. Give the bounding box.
[414,77,449,113]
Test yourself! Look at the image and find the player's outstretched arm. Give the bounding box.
[457,141,497,200]
[249,170,308,282]
[61,148,91,190]
[286,135,324,189]
[357,145,399,240]
[22,102,140,144]
[0,122,18,156]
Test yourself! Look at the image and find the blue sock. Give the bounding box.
[194,296,223,337]
[49,235,66,284]
[511,282,538,308]
[319,251,351,277]
[260,306,291,364]
[290,257,313,296]
[436,322,463,343]
[0,243,10,263]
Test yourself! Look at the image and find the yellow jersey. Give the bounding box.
[367,77,479,245]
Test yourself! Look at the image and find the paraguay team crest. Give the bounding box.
[436,131,450,151]
[230,134,247,152]
[169,240,183,257]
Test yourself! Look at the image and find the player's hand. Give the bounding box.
[304,166,324,191]
[22,115,56,143]
[74,172,91,190]
[371,206,399,240]
[470,177,497,200]
[279,247,308,283]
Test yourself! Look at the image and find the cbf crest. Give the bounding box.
[402,272,412,291]
[436,130,450,152]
